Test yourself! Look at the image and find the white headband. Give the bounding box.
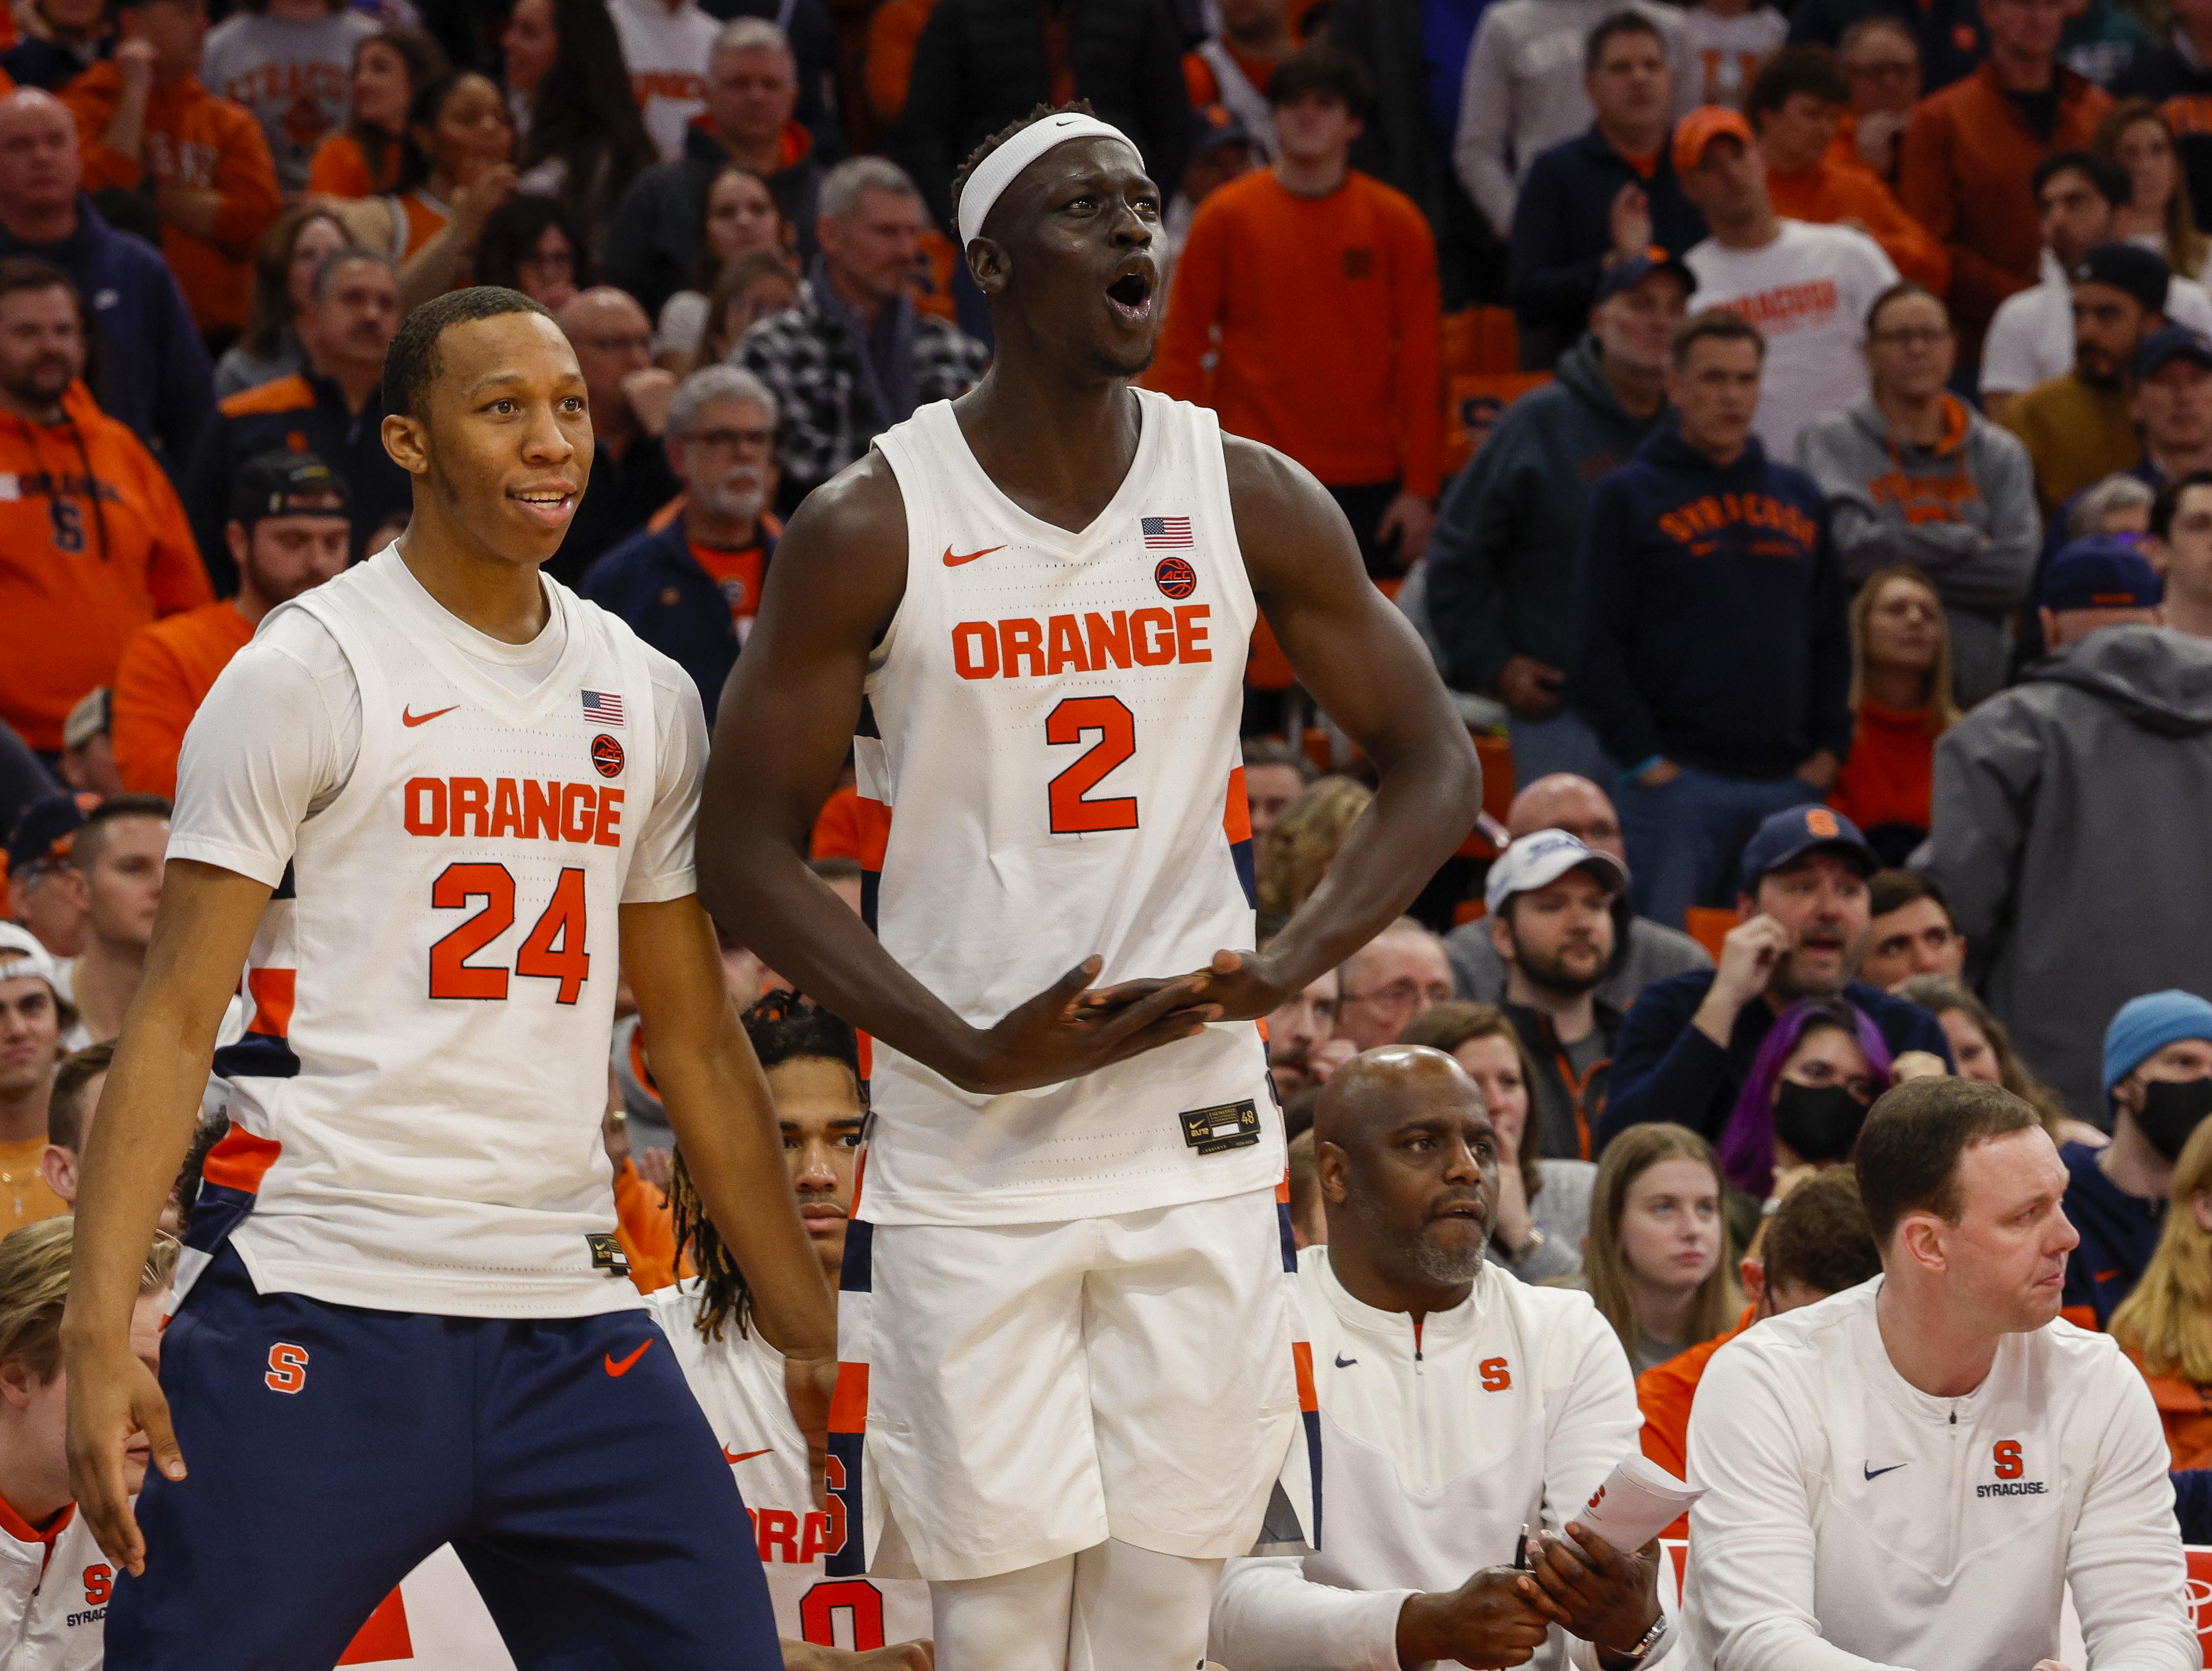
[957,112,1143,250]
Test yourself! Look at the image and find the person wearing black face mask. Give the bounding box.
[2060,989,2212,1328]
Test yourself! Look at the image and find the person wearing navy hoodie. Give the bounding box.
[1572,305,1853,929]
[0,88,210,477]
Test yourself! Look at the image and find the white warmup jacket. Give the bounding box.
[1209,1246,1675,1671]
[1682,1278,2196,1671]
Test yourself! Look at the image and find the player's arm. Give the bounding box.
[61,858,275,1574]
[1174,440,1482,1018]
[696,458,1215,1095]
[620,897,837,1421]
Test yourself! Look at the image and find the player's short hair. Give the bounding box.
[1671,305,1766,369]
[1854,1077,2040,1245]
[1760,1169,1882,1297]
[385,285,553,421]
[2153,469,2212,540]
[1745,44,1849,128]
[70,792,171,873]
[819,155,922,223]
[2032,149,2131,211]
[950,100,1097,241]
[46,1039,113,1156]
[1584,9,1665,77]
[1264,43,1373,118]
[1868,867,1950,922]
[670,992,862,1343]
[0,1216,175,1384]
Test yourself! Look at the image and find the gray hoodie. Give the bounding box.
[1922,626,2212,1119]
[1795,396,2042,708]
[1454,0,1698,236]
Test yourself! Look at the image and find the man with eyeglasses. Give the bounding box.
[550,286,684,587]
[1334,916,1456,1051]
[582,365,783,722]
[2147,468,2212,639]
[1796,281,2039,705]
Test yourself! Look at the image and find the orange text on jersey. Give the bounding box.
[750,1505,845,1565]
[952,605,1212,681]
[1655,493,1820,550]
[403,776,626,847]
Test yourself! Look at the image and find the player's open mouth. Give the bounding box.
[1106,264,1154,322]
[511,487,578,528]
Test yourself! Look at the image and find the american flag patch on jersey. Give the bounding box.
[1141,516,1193,548]
[581,690,625,726]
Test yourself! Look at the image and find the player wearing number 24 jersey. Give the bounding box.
[699,106,1483,1670]
[60,288,836,1671]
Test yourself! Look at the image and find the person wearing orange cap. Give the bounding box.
[1676,103,1897,458]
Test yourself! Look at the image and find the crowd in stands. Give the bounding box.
[4,0,2212,1660]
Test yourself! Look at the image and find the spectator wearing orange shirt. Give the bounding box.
[301,25,447,198]
[0,259,207,760]
[62,0,280,338]
[111,452,348,800]
[1183,0,1295,157]
[1155,44,1441,574]
[1636,1167,1880,1528]
[1825,567,1959,858]
[1897,0,2111,363]
[1748,46,1947,293]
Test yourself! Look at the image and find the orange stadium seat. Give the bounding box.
[1685,906,1737,963]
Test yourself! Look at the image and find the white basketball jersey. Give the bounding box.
[859,392,1279,1226]
[0,1500,113,1671]
[646,1283,932,1649]
[198,551,665,1317]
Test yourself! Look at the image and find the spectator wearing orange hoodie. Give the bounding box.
[62,0,279,337]
[110,451,347,800]
[1897,0,2111,363]
[1749,45,1947,292]
[1637,1168,1881,1532]
[0,259,208,758]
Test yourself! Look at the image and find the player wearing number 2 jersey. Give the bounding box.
[699,105,1483,1671]
[60,287,837,1671]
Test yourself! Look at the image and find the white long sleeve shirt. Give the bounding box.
[1682,1278,2196,1671]
[1209,1246,1670,1671]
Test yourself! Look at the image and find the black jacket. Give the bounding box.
[1508,127,1705,371]
[1788,0,1984,90]
[602,123,825,324]
[579,516,777,722]
[549,436,682,590]
[892,0,1193,230]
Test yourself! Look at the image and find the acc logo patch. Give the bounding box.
[1154,556,1198,600]
[591,734,626,779]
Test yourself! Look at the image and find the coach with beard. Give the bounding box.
[581,366,783,722]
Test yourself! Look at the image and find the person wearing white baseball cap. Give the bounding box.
[1483,828,1630,1162]
[0,921,70,1230]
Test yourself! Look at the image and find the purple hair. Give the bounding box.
[1717,998,1894,1196]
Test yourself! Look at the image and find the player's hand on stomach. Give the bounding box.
[66,1338,184,1575]
[952,958,1218,1096]
[1526,1524,1663,1664]
[785,1348,838,1509]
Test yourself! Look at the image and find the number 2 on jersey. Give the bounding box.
[1046,696,1139,833]
[427,863,591,1002]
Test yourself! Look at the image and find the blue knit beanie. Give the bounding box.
[2103,990,2212,1097]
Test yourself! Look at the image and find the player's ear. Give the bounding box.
[968,237,1011,297]
[382,411,430,477]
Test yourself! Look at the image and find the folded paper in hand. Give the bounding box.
[1574,1455,1704,1552]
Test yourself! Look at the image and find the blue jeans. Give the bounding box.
[1508,708,1618,792]
[1614,766,1821,928]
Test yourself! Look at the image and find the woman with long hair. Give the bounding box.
[2100,98,2211,282]
[215,204,349,397]
[1256,775,1372,922]
[306,26,449,198]
[510,0,658,257]
[655,165,787,368]
[1828,566,1959,863]
[1893,973,2102,1147]
[1399,1002,1592,1280]
[696,248,801,371]
[1718,997,1894,1199]
[331,69,518,307]
[1580,1124,1739,1374]
[473,193,594,311]
[498,0,557,141]
[2109,1118,2212,1467]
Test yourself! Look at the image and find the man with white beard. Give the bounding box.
[580,365,784,722]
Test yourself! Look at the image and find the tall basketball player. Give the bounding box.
[61,287,835,1669]
[697,108,1483,1670]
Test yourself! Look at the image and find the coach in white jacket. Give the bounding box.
[1210,1047,1672,1671]
[1682,1076,2195,1671]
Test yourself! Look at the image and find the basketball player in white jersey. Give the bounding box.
[59,286,835,1669]
[697,106,1485,1670]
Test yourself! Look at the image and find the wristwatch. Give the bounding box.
[1603,1612,1671,1667]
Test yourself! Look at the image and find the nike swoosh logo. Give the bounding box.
[1334,1353,1357,1368]
[604,1341,653,1377]
[943,544,1004,567]
[402,705,458,728]
[1864,1462,1908,1480]
[723,1446,771,1464]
